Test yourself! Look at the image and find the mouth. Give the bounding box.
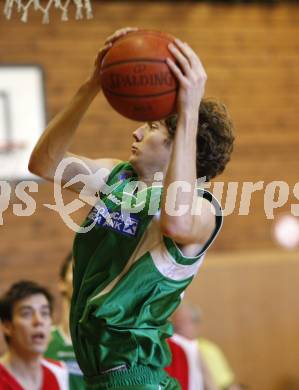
[131,145,139,154]
[31,332,46,343]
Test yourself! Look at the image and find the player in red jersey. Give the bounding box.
[0,281,68,390]
[166,334,218,390]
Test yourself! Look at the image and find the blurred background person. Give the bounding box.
[166,332,219,390]
[45,253,84,390]
[0,280,68,390]
[172,303,242,390]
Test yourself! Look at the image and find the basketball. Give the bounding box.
[100,30,178,122]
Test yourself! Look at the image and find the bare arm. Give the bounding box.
[29,28,137,194]
[28,48,119,193]
[160,39,215,246]
[29,78,100,180]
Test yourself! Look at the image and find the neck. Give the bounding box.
[1,347,41,375]
[133,165,167,188]
[138,174,157,187]
[1,348,43,390]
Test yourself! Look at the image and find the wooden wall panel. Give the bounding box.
[186,250,299,390]
[0,3,299,390]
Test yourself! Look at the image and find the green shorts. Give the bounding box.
[105,376,181,389]
[84,365,181,390]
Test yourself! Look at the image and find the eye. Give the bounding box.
[41,307,51,318]
[41,310,51,318]
[149,122,159,130]
[20,310,32,318]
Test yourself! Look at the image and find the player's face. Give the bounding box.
[172,306,199,340]
[3,294,52,358]
[129,121,172,173]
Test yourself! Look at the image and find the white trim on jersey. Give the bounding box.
[150,240,205,281]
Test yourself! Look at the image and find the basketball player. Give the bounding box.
[45,253,84,390]
[0,281,68,390]
[29,27,234,389]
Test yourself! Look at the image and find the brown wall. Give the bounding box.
[186,249,299,390]
[0,2,299,390]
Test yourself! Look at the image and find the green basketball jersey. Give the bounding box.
[45,327,85,390]
[70,162,222,388]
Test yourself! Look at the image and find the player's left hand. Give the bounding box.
[89,28,139,89]
[88,43,113,89]
[167,39,207,120]
[104,27,139,46]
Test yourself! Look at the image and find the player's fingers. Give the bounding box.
[104,27,138,45]
[168,43,191,77]
[166,57,187,86]
[105,29,124,44]
[174,39,201,70]
[95,43,112,66]
[174,39,193,65]
[122,26,139,34]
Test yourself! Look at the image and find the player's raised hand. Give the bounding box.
[104,27,139,46]
[89,27,139,89]
[89,43,113,89]
[166,38,207,119]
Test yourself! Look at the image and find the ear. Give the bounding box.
[1,321,12,338]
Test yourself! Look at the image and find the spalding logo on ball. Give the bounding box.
[100,30,178,122]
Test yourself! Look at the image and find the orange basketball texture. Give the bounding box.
[100,30,178,122]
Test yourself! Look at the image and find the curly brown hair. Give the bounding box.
[165,98,235,181]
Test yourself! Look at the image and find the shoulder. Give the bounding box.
[193,190,222,238]
[179,190,223,257]
[42,359,69,390]
[42,357,66,369]
[93,158,123,171]
[0,362,22,389]
[102,160,136,183]
[198,337,226,357]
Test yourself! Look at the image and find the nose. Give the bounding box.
[132,124,145,142]
[32,311,44,326]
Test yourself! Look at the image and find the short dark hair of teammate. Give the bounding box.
[0,280,53,343]
[165,97,234,181]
